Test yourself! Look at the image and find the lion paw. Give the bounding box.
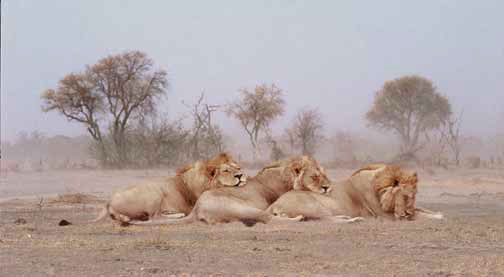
[161,213,186,219]
[347,217,365,223]
[289,215,304,222]
[271,214,304,222]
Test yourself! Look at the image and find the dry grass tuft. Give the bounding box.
[49,193,104,204]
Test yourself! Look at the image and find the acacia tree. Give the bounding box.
[41,73,106,162]
[41,51,168,168]
[227,83,285,159]
[366,75,452,156]
[289,108,324,156]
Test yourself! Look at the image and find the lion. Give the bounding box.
[92,153,247,225]
[130,155,332,226]
[265,164,443,223]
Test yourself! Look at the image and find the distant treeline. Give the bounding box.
[2,131,91,162]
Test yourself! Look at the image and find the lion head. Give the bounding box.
[177,153,247,195]
[285,156,331,194]
[257,156,331,194]
[207,153,247,188]
[371,165,418,220]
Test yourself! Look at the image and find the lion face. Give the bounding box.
[372,166,418,220]
[210,161,247,188]
[394,181,417,220]
[392,170,418,220]
[292,157,331,194]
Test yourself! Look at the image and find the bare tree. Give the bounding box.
[227,84,285,159]
[284,127,297,154]
[185,93,225,161]
[439,111,463,166]
[496,133,504,165]
[269,140,286,161]
[423,111,464,168]
[129,114,189,167]
[424,128,449,168]
[499,112,504,161]
[366,75,452,158]
[264,133,287,161]
[289,107,324,156]
[41,51,168,168]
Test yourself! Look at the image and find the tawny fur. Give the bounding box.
[266,164,443,222]
[130,156,332,226]
[91,153,247,225]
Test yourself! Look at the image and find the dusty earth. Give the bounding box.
[1,167,504,276]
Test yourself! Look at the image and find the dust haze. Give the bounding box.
[2,1,503,169]
[1,1,504,276]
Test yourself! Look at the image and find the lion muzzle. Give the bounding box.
[234,173,247,187]
[321,185,331,194]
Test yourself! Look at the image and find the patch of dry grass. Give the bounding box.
[48,193,104,204]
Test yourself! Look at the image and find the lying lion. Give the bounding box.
[131,156,331,226]
[266,164,443,223]
[92,153,247,225]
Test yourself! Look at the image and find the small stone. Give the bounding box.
[14,218,27,225]
[58,219,72,226]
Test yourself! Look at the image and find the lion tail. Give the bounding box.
[129,209,198,226]
[351,163,387,177]
[58,203,110,226]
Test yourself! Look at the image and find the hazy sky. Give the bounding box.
[1,1,503,142]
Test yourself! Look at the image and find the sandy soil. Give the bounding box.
[1,168,504,276]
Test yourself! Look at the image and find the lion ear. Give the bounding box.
[290,161,303,176]
[216,153,231,164]
[176,164,192,176]
[206,165,217,178]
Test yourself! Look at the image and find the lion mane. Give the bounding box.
[351,164,418,218]
[173,153,236,207]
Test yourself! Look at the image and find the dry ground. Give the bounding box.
[1,168,504,276]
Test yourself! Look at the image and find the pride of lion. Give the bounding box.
[130,155,331,226]
[84,153,443,227]
[267,163,443,223]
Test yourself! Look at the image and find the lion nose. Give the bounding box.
[322,185,330,193]
[235,173,243,179]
